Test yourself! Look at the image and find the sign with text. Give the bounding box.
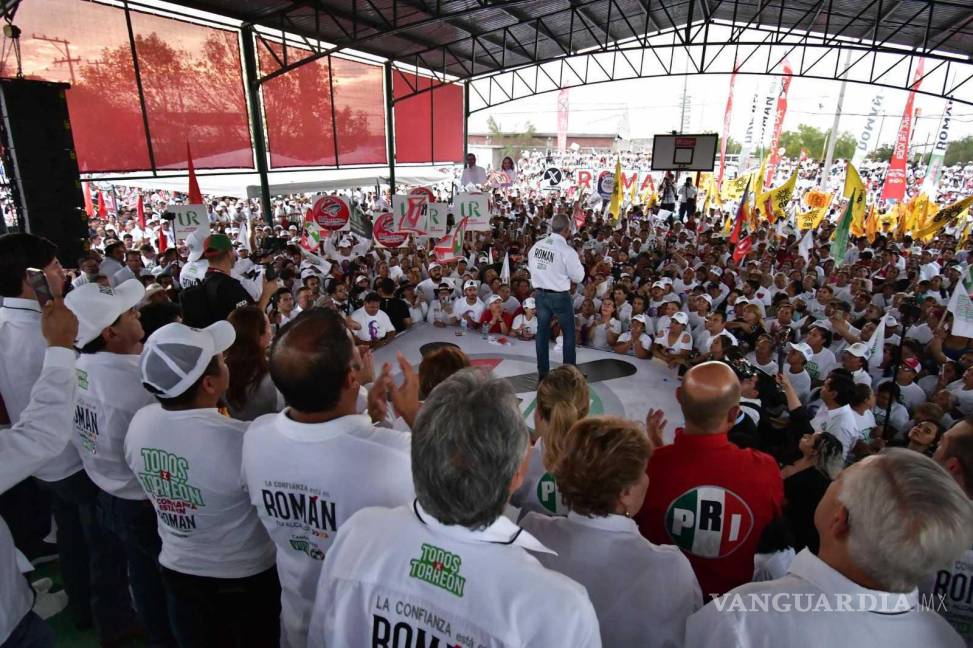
[310,196,351,231]
[170,204,210,242]
[425,202,448,238]
[576,169,657,195]
[455,193,490,231]
[373,213,410,248]
[393,193,428,233]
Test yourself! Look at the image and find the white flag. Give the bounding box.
[865,316,886,371]
[500,252,510,284]
[798,229,814,262]
[947,270,973,339]
[237,216,251,253]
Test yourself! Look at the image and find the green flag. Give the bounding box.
[832,191,854,265]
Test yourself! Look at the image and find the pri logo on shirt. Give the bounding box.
[665,486,754,558]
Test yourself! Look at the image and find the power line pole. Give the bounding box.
[31,33,80,85]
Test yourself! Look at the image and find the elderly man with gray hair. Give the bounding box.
[306,368,601,647]
[686,449,973,648]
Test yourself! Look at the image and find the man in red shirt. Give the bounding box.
[635,361,783,597]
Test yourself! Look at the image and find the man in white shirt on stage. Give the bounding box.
[686,449,973,648]
[307,369,601,648]
[528,213,585,378]
[459,153,487,188]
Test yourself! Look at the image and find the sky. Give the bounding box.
[468,61,973,160]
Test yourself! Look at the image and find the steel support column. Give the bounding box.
[463,80,470,160]
[384,61,396,191]
[240,25,273,224]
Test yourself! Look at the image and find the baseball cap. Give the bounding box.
[142,283,166,302]
[202,234,233,258]
[845,342,870,358]
[428,262,441,271]
[65,279,145,347]
[697,294,713,305]
[140,321,235,399]
[437,281,453,292]
[671,311,689,325]
[810,320,832,332]
[487,295,502,305]
[463,280,478,290]
[185,229,206,262]
[633,313,649,325]
[524,297,536,309]
[788,342,814,362]
[883,315,899,327]
[902,357,922,373]
[338,238,353,248]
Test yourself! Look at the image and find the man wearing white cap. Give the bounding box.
[65,279,176,645]
[451,280,486,328]
[126,321,279,646]
[842,343,874,386]
[243,309,413,648]
[415,262,446,303]
[179,229,209,290]
[785,342,814,405]
[323,233,368,268]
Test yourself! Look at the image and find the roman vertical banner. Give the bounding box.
[764,60,793,189]
[921,99,953,196]
[881,58,925,202]
[557,89,570,154]
[851,93,885,167]
[717,65,739,190]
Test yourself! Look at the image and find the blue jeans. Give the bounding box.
[535,290,576,378]
[0,612,54,648]
[97,492,176,647]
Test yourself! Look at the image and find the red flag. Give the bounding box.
[732,234,753,264]
[764,60,793,189]
[137,194,146,230]
[717,64,739,190]
[96,190,107,218]
[881,59,925,202]
[729,179,752,244]
[83,182,94,217]
[187,143,203,204]
[434,217,468,262]
[158,223,168,253]
[573,200,585,230]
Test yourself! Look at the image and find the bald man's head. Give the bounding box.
[677,361,741,435]
[270,308,355,413]
[935,417,973,498]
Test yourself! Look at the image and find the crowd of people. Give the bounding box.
[2,150,973,648]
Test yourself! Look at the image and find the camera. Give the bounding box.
[161,210,177,221]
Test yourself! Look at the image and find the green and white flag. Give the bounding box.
[865,315,886,371]
[831,191,854,266]
[947,266,973,339]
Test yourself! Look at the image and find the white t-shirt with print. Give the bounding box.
[350,307,396,343]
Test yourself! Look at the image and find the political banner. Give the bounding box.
[557,89,570,153]
[393,193,428,233]
[373,212,410,248]
[921,99,953,196]
[851,93,885,167]
[425,202,448,238]
[881,58,925,202]
[738,92,759,170]
[454,193,490,231]
[718,65,739,190]
[596,170,615,200]
[309,195,351,231]
[764,60,793,189]
[797,207,827,230]
[948,267,973,339]
[169,204,210,242]
[576,169,657,194]
[350,205,373,239]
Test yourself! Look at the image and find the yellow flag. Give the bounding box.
[629,173,638,205]
[843,162,867,229]
[865,203,878,243]
[645,191,657,210]
[894,202,911,240]
[959,219,972,247]
[879,208,898,233]
[608,158,623,221]
[757,154,768,191]
[722,213,733,236]
[913,195,973,241]
[797,207,827,230]
[804,189,831,210]
[720,172,752,203]
[756,170,797,223]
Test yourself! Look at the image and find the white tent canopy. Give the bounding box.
[98,165,457,199]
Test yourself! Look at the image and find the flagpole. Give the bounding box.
[822,49,852,191]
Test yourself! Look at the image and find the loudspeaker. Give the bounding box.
[0,79,88,264]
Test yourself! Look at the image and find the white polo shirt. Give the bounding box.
[0,348,77,644]
[522,511,702,648]
[73,352,155,499]
[306,503,601,648]
[125,405,276,579]
[811,404,860,458]
[350,307,396,343]
[920,546,973,647]
[0,299,83,482]
[528,233,585,291]
[242,411,414,648]
[686,549,965,648]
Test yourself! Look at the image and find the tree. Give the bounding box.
[832,132,857,160]
[867,145,893,162]
[945,136,973,166]
[486,116,537,159]
[721,136,742,155]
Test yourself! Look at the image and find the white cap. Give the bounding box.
[428,262,441,271]
[523,297,536,309]
[65,279,145,347]
[810,319,832,332]
[338,238,353,247]
[140,321,235,399]
[671,311,689,325]
[185,229,206,262]
[883,314,899,327]
[142,283,166,302]
[697,294,713,305]
[633,313,649,325]
[487,294,502,305]
[463,280,478,290]
[845,342,870,359]
[788,341,813,362]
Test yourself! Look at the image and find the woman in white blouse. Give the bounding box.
[653,311,693,369]
[511,297,538,339]
[521,416,702,648]
[586,299,621,350]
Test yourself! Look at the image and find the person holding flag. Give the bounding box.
[528,213,585,379]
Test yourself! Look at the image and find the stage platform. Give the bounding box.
[372,323,685,441]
